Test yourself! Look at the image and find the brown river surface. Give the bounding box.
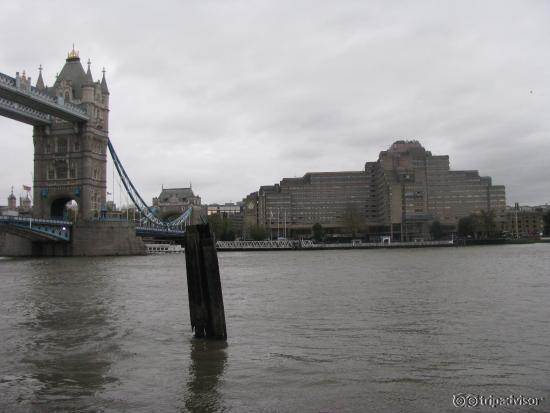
[1,245,549,412]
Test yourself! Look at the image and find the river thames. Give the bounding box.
[0,245,549,412]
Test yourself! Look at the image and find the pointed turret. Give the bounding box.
[36,64,45,90]
[53,45,87,99]
[101,67,110,95]
[84,59,94,85]
[81,59,95,103]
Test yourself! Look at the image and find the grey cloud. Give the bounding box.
[1,0,549,205]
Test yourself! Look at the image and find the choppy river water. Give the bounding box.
[1,245,549,412]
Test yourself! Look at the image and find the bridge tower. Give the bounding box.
[32,47,110,220]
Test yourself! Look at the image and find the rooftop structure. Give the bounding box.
[152,187,204,224]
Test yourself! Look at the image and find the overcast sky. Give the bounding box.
[1,0,549,207]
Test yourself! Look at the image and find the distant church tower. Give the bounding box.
[7,187,16,211]
[32,47,110,220]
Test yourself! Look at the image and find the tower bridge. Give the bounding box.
[0,48,193,256]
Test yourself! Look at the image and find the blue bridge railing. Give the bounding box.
[0,215,72,241]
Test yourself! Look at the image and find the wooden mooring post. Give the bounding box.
[184,223,227,340]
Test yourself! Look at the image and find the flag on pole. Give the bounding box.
[23,185,31,191]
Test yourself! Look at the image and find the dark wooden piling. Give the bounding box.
[184,223,227,340]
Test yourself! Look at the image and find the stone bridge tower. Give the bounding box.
[32,47,109,220]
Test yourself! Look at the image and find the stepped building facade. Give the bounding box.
[243,141,506,240]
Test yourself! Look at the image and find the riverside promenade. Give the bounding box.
[215,240,454,251]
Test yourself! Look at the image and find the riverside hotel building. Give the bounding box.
[243,141,506,241]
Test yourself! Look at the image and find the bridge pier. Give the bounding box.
[0,232,32,256]
[0,220,146,257]
[71,221,145,256]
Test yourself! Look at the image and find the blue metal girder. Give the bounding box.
[107,139,193,231]
[0,215,71,242]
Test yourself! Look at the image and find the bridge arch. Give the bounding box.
[50,197,78,222]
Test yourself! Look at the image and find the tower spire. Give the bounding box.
[36,64,45,90]
[67,44,80,61]
[84,58,94,84]
[101,67,110,95]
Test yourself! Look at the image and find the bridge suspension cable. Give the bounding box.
[107,139,192,229]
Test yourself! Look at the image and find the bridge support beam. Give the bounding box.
[185,224,227,340]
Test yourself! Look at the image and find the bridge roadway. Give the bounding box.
[0,215,187,243]
[0,215,71,242]
[136,226,186,238]
[0,71,89,125]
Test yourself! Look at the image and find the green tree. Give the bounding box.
[430,220,443,240]
[207,213,236,241]
[458,215,477,238]
[312,223,325,243]
[249,224,269,241]
[207,213,224,239]
[220,229,236,241]
[479,209,498,238]
[543,211,550,236]
[458,210,499,239]
[342,203,363,237]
